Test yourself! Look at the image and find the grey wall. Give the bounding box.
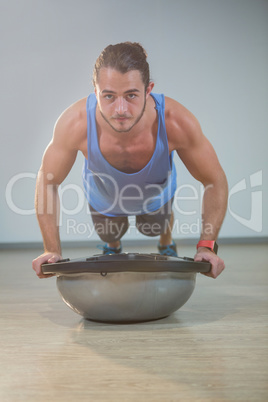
[1,0,267,244]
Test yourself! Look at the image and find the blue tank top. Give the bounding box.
[82,93,177,216]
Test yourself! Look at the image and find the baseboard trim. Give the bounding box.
[0,237,267,250]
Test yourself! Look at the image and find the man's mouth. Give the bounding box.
[116,117,127,121]
[113,115,130,121]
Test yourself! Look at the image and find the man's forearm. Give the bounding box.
[37,213,62,254]
[200,174,228,240]
[194,173,228,278]
[35,175,62,254]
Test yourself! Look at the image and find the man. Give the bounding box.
[32,42,228,279]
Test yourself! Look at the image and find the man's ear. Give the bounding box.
[146,81,154,98]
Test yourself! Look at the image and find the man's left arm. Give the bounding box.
[193,168,228,279]
[172,109,228,278]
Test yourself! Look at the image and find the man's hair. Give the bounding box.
[93,42,150,89]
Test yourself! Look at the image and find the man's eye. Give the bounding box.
[105,95,114,100]
[127,94,136,99]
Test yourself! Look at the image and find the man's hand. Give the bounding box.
[194,247,225,279]
[32,252,62,279]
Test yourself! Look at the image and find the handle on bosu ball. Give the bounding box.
[41,253,211,275]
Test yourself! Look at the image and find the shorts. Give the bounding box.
[89,197,174,243]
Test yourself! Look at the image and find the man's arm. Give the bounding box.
[32,109,80,278]
[178,130,228,278]
[166,98,228,278]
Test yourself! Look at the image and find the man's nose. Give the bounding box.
[115,97,127,114]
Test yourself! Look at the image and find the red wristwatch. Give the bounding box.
[196,240,218,255]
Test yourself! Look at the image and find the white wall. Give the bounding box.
[1,0,267,244]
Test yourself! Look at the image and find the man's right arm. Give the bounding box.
[32,109,80,278]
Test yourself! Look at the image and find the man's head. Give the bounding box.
[93,42,154,133]
[93,42,150,90]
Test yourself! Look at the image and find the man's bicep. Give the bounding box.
[177,135,224,186]
[40,140,78,185]
[166,98,225,186]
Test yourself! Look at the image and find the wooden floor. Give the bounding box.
[0,243,267,401]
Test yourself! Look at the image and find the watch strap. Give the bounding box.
[197,240,218,255]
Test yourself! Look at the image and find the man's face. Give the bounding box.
[95,68,154,133]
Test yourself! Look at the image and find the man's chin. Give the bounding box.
[111,125,134,133]
[108,120,135,133]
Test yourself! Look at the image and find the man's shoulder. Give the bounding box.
[57,97,87,126]
[164,96,202,150]
[55,97,87,132]
[53,97,88,147]
[164,96,195,123]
